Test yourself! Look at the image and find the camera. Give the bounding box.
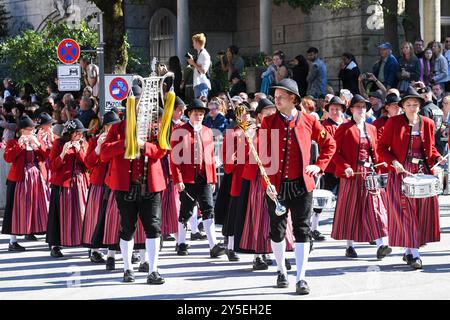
[185,53,191,59]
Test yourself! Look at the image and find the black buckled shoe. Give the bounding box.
[138,262,149,273]
[191,232,208,241]
[123,270,135,283]
[147,271,165,285]
[276,271,289,288]
[296,280,310,295]
[376,245,392,260]
[24,235,38,241]
[345,246,358,258]
[403,254,413,265]
[285,258,292,271]
[8,242,25,252]
[106,257,115,270]
[90,251,106,264]
[410,257,423,270]
[262,254,273,266]
[131,251,140,264]
[253,257,268,271]
[210,243,226,258]
[50,246,63,258]
[177,243,189,256]
[226,249,240,262]
[310,230,326,241]
[163,234,176,241]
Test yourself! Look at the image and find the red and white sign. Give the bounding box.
[57,39,80,65]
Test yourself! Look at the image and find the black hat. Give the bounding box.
[184,99,209,116]
[62,119,87,134]
[417,86,432,94]
[368,91,383,101]
[239,101,251,110]
[399,87,425,108]
[102,111,121,126]
[324,96,346,112]
[175,96,186,107]
[270,79,301,98]
[384,93,401,106]
[36,112,55,127]
[346,94,371,116]
[132,85,142,97]
[19,115,36,130]
[256,98,276,114]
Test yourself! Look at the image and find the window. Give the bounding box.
[149,8,176,65]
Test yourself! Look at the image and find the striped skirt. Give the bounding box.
[161,179,180,234]
[46,173,89,247]
[102,190,146,249]
[81,184,105,247]
[331,170,388,242]
[239,174,295,253]
[386,163,440,248]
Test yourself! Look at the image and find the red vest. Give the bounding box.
[4,140,48,182]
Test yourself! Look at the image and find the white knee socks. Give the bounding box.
[178,222,187,244]
[203,219,217,249]
[107,250,116,259]
[346,240,354,248]
[146,238,160,273]
[190,207,199,234]
[119,238,134,271]
[271,240,286,274]
[311,213,320,232]
[228,236,234,251]
[410,248,420,258]
[139,249,147,264]
[295,242,310,282]
[10,235,17,244]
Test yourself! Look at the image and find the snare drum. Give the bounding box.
[433,166,444,194]
[402,174,442,198]
[365,174,388,190]
[312,189,335,209]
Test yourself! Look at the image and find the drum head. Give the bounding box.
[403,175,438,185]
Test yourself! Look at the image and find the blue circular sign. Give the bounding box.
[109,77,129,101]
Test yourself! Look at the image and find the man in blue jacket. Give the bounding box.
[373,42,399,89]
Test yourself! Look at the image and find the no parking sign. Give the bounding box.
[57,39,80,65]
[104,75,133,112]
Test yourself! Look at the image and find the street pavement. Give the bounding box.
[0,197,450,300]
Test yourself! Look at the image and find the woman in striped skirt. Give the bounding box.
[378,87,442,269]
[331,94,391,259]
[36,112,56,185]
[46,119,90,258]
[239,99,295,270]
[2,115,50,251]
[82,112,121,265]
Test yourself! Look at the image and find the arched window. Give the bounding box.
[149,8,176,65]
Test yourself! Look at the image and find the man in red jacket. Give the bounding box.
[170,99,225,258]
[101,86,167,285]
[263,79,336,295]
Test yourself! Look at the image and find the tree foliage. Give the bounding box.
[0,21,98,96]
[273,0,361,13]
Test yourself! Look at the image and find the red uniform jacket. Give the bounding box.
[170,123,217,185]
[242,128,261,182]
[378,114,441,173]
[100,121,167,193]
[4,140,48,182]
[332,121,381,177]
[49,139,90,187]
[372,116,389,140]
[261,110,336,193]
[322,118,347,175]
[222,126,249,197]
[85,135,108,186]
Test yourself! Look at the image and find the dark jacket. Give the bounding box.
[373,54,399,88]
[338,62,360,94]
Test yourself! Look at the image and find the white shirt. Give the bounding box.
[86,64,100,97]
[193,49,211,89]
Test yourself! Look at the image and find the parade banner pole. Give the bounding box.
[97,11,106,118]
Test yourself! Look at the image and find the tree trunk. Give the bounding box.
[402,0,421,43]
[91,0,128,73]
[382,0,399,56]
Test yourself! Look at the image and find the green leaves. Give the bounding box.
[273,0,363,13]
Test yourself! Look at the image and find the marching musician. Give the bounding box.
[373,93,402,140]
[378,87,443,269]
[100,86,167,284]
[46,119,90,258]
[170,99,225,258]
[263,79,336,295]
[2,115,50,251]
[330,94,391,260]
[36,112,56,185]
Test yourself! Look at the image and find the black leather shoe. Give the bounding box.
[403,254,413,265]
[90,251,106,264]
[24,235,38,241]
[276,271,289,288]
[138,262,149,273]
[376,245,392,260]
[123,270,135,283]
[8,242,25,252]
[191,232,208,241]
[106,257,115,270]
[310,240,314,253]
[50,246,63,258]
[253,257,268,271]
[177,243,189,256]
[410,257,423,270]
[147,271,165,285]
[285,258,292,271]
[226,249,240,261]
[262,254,273,266]
[163,234,176,241]
[311,230,326,241]
[345,246,358,258]
[131,252,140,264]
[210,243,226,258]
[296,280,310,295]
[175,243,190,252]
